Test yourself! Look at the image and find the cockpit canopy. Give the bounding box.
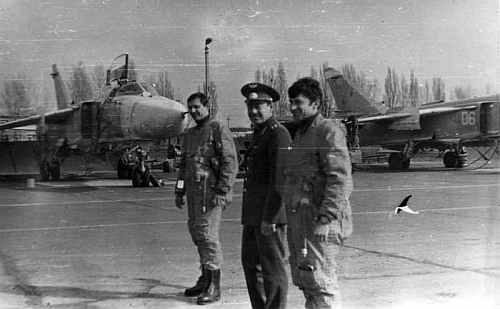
[115,81,159,97]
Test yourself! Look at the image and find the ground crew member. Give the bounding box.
[283,78,353,309]
[344,115,360,150]
[175,92,238,305]
[240,83,292,309]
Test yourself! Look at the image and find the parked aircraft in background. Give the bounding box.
[0,54,188,185]
[324,67,499,170]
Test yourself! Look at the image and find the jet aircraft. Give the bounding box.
[0,54,188,184]
[324,67,499,170]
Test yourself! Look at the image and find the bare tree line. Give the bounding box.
[254,63,496,118]
[0,58,184,117]
[0,61,495,120]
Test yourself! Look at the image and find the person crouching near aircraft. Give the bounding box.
[240,83,292,309]
[174,92,238,305]
[282,78,353,309]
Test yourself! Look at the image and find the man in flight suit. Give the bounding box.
[240,83,292,309]
[283,78,353,309]
[175,92,238,305]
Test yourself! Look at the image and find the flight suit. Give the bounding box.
[282,113,353,309]
[241,116,292,309]
[177,118,238,270]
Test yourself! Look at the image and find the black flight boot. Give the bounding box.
[184,265,208,297]
[196,269,221,305]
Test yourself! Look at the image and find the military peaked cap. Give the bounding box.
[241,83,280,103]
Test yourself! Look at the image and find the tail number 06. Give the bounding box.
[461,111,476,126]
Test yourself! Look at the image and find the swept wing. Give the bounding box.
[0,106,77,130]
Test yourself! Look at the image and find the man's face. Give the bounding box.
[247,101,273,125]
[289,94,318,122]
[111,80,119,89]
[187,98,209,122]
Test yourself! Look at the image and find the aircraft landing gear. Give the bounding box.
[388,153,410,170]
[388,141,415,170]
[443,147,467,168]
[132,167,150,187]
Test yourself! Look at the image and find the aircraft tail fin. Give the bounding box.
[51,64,72,110]
[324,67,388,116]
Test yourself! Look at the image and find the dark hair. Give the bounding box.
[288,77,322,107]
[187,92,209,106]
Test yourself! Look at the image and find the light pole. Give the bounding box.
[204,37,212,97]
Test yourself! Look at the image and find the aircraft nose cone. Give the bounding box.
[129,97,188,139]
[176,101,189,132]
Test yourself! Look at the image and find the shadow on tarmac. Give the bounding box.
[0,283,193,308]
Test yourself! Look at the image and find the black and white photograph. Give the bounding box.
[0,0,498,308]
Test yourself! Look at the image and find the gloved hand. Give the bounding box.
[175,194,185,209]
[213,194,227,211]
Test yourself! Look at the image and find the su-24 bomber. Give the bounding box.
[324,67,499,170]
[0,54,188,185]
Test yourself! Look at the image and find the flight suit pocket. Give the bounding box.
[330,212,353,243]
[298,259,327,291]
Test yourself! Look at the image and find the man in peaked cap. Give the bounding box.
[240,82,292,309]
[241,83,281,104]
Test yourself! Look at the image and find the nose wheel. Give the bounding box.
[443,150,467,168]
[388,153,410,170]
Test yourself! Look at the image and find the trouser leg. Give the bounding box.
[241,226,265,309]
[188,206,223,270]
[287,209,342,309]
[258,225,288,309]
[242,225,288,309]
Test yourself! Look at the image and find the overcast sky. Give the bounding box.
[0,0,498,126]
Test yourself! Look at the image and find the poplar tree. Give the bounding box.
[254,62,289,117]
[151,70,175,99]
[400,74,409,107]
[384,67,399,108]
[311,62,335,118]
[1,72,33,116]
[70,62,94,103]
[432,77,446,102]
[90,62,107,96]
[450,85,474,101]
[409,70,420,107]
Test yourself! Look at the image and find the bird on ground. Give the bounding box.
[394,194,419,215]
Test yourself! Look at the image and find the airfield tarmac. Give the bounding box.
[0,156,499,309]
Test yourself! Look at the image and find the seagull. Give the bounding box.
[394,195,419,215]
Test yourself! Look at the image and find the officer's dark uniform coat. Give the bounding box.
[241,116,290,226]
